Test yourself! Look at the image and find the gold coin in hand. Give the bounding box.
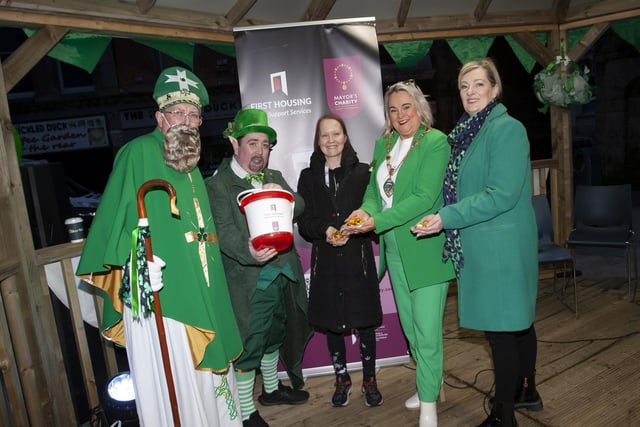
[346,216,364,226]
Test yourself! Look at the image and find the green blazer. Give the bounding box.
[360,125,454,289]
[439,103,538,332]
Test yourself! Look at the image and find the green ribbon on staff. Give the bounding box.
[130,226,140,317]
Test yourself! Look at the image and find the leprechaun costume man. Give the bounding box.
[76,67,243,427]
[206,109,312,427]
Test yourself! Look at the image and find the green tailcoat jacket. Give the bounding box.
[206,157,312,388]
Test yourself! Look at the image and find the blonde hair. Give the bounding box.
[382,80,434,137]
[457,58,502,99]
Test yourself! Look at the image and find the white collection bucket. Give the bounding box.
[237,188,295,252]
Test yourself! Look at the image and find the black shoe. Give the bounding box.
[514,388,543,411]
[489,384,543,411]
[478,402,518,427]
[258,381,309,406]
[489,393,543,411]
[476,414,518,427]
[361,377,383,407]
[243,410,269,427]
[331,374,352,407]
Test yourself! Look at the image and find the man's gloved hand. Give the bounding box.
[148,255,166,292]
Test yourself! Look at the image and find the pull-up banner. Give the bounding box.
[234,17,409,377]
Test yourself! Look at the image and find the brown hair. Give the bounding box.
[312,113,355,155]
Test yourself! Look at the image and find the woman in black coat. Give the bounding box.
[297,113,383,408]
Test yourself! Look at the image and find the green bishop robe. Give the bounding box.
[77,128,242,372]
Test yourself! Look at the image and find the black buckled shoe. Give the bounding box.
[243,410,269,427]
[258,381,309,406]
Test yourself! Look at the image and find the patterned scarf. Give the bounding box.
[442,99,497,275]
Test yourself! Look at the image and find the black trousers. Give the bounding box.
[485,324,538,419]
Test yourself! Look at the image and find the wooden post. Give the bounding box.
[547,28,574,245]
[1,57,75,425]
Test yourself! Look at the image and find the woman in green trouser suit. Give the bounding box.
[343,80,454,427]
[413,58,540,427]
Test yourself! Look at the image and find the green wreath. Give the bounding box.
[534,56,594,111]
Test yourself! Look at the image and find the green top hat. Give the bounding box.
[153,66,209,112]
[223,108,277,145]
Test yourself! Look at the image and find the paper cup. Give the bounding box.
[64,217,85,243]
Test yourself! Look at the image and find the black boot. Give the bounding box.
[489,376,544,412]
[514,376,543,411]
[477,402,518,427]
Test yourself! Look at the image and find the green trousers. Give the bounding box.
[384,231,449,402]
[235,276,287,372]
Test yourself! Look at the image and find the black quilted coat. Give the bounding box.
[297,147,382,332]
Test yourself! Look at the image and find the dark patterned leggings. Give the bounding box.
[327,326,377,381]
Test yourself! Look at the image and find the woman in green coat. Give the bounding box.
[343,80,454,427]
[413,58,541,427]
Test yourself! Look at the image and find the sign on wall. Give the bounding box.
[16,115,108,155]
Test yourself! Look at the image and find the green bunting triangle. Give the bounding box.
[382,40,433,68]
[505,33,547,73]
[205,43,236,58]
[447,36,495,65]
[23,29,111,74]
[612,17,640,53]
[134,39,195,69]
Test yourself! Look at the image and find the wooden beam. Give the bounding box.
[568,22,610,61]
[2,25,68,93]
[561,8,640,30]
[474,0,493,22]
[136,0,156,14]
[566,0,640,21]
[510,31,556,66]
[2,2,638,45]
[397,0,411,28]
[376,10,557,40]
[303,0,336,21]
[225,0,257,26]
[0,9,235,44]
[552,0,570,23]
[378,23,556,43]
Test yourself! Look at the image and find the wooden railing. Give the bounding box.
[531,158,558,196]
[34,242,119,423]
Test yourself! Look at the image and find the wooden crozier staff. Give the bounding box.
[136,179,181,427]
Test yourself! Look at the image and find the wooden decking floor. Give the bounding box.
[256,274,640,426]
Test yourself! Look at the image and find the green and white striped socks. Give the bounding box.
[261,350,280,393]
[235,370,256,421]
